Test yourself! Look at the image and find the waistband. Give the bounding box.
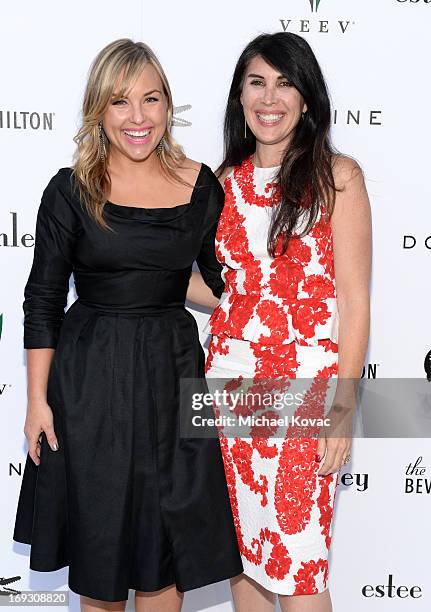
[76,299,186,316]
[74,268,191,313]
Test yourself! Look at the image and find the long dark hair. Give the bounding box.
[218,32,341,257]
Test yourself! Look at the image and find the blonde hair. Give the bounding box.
[72,38,187,231]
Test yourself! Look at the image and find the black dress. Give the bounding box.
[13,164,243,602]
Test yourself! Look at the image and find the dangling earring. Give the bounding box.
[156,136,165,157]
[244,116,247,138]
[98,122,106,162]
[301,110,307,120]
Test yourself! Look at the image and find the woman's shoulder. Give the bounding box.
[177,157,222,191]
[173,158,202,184]
[43,167,75,197]
[331,154,364,189]
[216,166,234,187]
[39,167,83,225]
[177,160,226,222]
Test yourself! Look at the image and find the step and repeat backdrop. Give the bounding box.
[1,0,430,610]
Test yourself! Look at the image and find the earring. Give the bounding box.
[244,116,247,138]
[98,122,106,162]
[156,137,165,157]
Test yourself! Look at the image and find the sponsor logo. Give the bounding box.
[361,363,380,379]
[403,235,431,249]
[172,104,192,127]
[362,574,422,598]
[280,0,355,35]
[0,110,54,131]
[333,109,383,126]
[340,472,369,491]
[397,0,431,4]
[0,576,22,596]
[0,384,11,396]
[10,462,22,477]
[425,349,431,381]
[308,0,322,11]
[405,456,431,494]
[0,212,34,247]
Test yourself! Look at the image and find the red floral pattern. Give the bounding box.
[259,528,292,580]
[204,159,339,347]
[293,559,328,595]
[204,156,339,595]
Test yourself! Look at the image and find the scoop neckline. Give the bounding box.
[104,162,205,212]
[253,162,281,171]
[248,154,281,171]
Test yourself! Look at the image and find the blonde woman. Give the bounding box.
[13,39,242,611]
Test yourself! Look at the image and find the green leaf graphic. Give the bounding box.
[308,0,322,12]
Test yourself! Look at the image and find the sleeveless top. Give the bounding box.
[203,154,339,347]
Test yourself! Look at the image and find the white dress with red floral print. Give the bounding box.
[204,155,340,595]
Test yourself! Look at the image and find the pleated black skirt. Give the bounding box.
[13,300,243,601]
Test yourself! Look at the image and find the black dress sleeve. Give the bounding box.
[195,167,225,300]
[23,170,80,349]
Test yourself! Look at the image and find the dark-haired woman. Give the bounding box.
[204,33,371,611]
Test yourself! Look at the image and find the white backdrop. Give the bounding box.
[2,0,430,610]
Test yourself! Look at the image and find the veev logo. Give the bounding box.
[308,0,322,11]
[280,0,355,35]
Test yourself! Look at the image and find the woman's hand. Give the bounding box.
[186,271,220,309]
[24,398,59,466]
[24,348,59,465]
[317,435,351,476]
[316,401,354,476]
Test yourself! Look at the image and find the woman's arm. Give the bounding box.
[332,156,371,379]
[187,167,233,309]
[186,271,220,309]
[189,169,227,309]
[24,348,57,464]
[318,156,372,475]
[23,171,78,464]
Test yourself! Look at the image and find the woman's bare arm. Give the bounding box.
[25,348,60,465]
[318,156,372,475]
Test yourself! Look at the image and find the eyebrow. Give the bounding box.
[111,88,163,98]
[247,73,287,80]
[143,88,162,96]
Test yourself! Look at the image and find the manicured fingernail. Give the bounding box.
[315,454,321,462]
[52,442,58,451]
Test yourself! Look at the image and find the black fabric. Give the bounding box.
[13,165,242,601]
[22,164,225,349]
